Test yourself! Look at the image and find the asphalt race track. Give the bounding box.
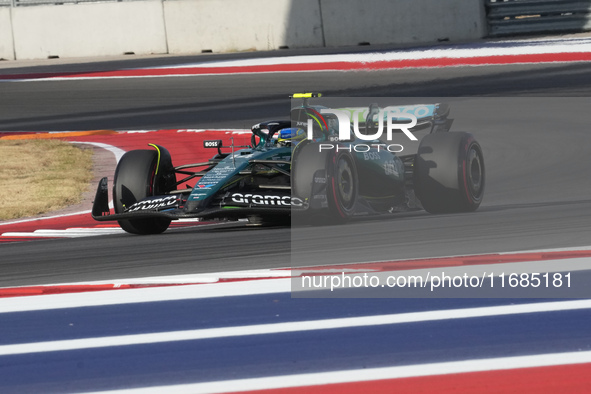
[1,56,591,286]
[1,41,591,392]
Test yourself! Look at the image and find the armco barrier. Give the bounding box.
[320,0,487,47]
[0,7,15,60]
[163,0,323,53]
[10,1,167,60]
[486,0,591,37]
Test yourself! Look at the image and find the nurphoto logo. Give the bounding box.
[307,106,424,152]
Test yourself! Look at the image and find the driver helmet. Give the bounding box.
[277,127,306,146]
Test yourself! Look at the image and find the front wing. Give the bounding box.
[91,177,293,222]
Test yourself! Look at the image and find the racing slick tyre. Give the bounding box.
[292,141,329,203]
[414,132,485,213]
[292,142,359,223]
[113,150,172,235]
[292,141,328,225]
[326,150,359,222]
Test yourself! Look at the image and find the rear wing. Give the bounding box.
[338,103,452,133]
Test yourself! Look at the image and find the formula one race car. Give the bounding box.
[92,94,485,234]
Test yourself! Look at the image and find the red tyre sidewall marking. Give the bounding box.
[462,137,475,205]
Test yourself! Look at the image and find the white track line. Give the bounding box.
[69,141,125,162]
[81,350,591,394]
[0,279,292,313]
[2,220,237,238]
[0,209,92,227]
[1,299,590,356]
[0,245,590,312]
[6,38,591,82]
[2,228,126,238]
[158,37,591,69]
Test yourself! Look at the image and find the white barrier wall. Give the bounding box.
[4,0,487,61]
[320,0,487,47]
[163,0,324,54]
[10,1,168,60]
[0,8,15,60]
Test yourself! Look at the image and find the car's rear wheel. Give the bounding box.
[414,132,485,213]
[113,150,172,234]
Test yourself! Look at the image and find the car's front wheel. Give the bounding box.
[326,150,359,221]
[113,150,172,234]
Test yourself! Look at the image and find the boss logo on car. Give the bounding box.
[127,195,179,212]
[230,193,303,207]
[203,140,222,148]
[363,151,381,161]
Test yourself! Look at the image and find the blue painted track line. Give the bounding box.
[0,295,561,345]
[0,298,589,393]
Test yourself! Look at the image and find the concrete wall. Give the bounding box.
[0,7,15,60]
[320,0,487,46]
[163,0,323,54]
[3,0,487,61]
[10,1,167,60]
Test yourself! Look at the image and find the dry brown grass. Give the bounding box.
[0,139,93,220]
